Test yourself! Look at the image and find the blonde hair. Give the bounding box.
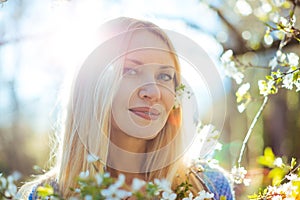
[20,17,188,198]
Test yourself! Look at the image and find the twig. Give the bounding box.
[238,96,269,166]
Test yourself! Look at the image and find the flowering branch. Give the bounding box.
[237,96,269,167]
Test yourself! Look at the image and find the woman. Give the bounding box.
[19,17,234,199]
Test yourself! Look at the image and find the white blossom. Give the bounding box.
[232,71,244,85]
[182,192,194,200]
[287,53,299,66]
[221,49,233,63]
[154,179,172,193]
[237,103,246,113]
[84,195,93,200]
[270,12,280,23]
[101,175,132,200]
[285,173,298,181]
[279,16,289,27]
[161,191,177,200]
[237,83,250,96]
[230,166,249,185]
[87,154,100,163]
[79,170,89,179]
[194,190,214,200]
[282,72,294,90]
[74,188,81,193]
[273,0,285,7]
[295,79,300,92]
[131,178,146,191]
[276,50,286,63]
[221,50,244,84]
[269,57,278,69]
[258,79,276,96]
[95,173,103,186]
[273,157,283,167]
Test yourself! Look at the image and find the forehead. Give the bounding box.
[125,30,175,66]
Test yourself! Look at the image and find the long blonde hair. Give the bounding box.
[20,17,187,198]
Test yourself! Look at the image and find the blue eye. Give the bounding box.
[157,73,173,81]
[123,68,138,75]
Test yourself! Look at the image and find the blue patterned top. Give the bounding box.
[191,162,235,200]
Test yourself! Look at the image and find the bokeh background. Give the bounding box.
[1,0,300,199]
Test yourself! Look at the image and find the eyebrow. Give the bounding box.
[126,58,174,69]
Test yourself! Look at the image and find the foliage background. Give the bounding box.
[0,0,300,199]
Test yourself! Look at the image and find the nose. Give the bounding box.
[138,83,161,101]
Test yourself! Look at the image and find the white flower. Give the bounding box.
[285,173,298,181]
[0,176,7,188]
[279,16,289,27]
[95,173,103,186]
[87,154,99,163]
[161,191,177,200]
[273,157,283,167]
[233,72,244,84]
[264,34,274,45]
[79,170,89,179]
[84,195,93,200]
[101,186,131,199]
[258,79,277,96]
[287,53,299,66]
[282,72,294,90]
[182,192,194,200]
[131,178,146,191]
[221,50,244,84]
[243,178,251,186]
[230,166,248,185]
[198,125,221,158]
[74,188,81,193]
[266,181,298,199]
[276,50,286,63]
[273,0,285,7]
[7,181,17,195]
[237,83,250,96]
[269,57,278,69]
[154,179,172,193]
[271,196,283,200]
[214,142,223,151]
[237,103,246,113]
[221,49,233,63]
[101,174,131,199]
[295,79,300,92]
[114,174,125,188]
[194,190,214,200]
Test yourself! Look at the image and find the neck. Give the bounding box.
[110,125,148,153]
[107,125,148,183]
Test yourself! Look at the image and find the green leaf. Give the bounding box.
[265,75,274,80]
[291,158,297,169]
[293,71,299,82]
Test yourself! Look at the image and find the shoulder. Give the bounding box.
[190,161,235,200]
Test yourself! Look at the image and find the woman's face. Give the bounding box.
[111,30,176,140]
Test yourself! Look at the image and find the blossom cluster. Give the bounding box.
[0,172,21,199]
[229,166,251,186]
[42,171,216,200]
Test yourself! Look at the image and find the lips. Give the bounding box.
[129,107,160,120]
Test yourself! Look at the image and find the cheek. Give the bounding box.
[162,88,175,112]
[113,81,135,105]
